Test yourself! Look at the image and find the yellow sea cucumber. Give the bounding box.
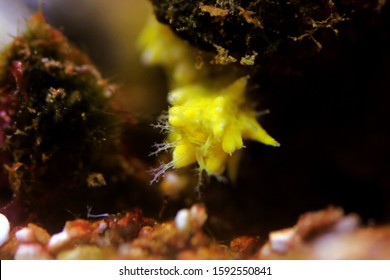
[150,76,279,183]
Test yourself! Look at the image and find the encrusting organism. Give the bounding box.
[139,16,279,185]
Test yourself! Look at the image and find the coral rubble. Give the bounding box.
[1,206,389,259]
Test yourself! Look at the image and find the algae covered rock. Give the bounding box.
[0,13,121,220]
[150,0,349,63]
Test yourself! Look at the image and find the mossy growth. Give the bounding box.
[0,13,121,214]
[150,0,348,63]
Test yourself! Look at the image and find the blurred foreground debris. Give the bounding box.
[1,205,390,259]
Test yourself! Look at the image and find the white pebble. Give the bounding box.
[175,209,191,232]
[15,244,52,260]
[0,213,10,247]
[269,228,296,253]
[47,231,70,252]
[15,227,35,243]
[190,204,207,228]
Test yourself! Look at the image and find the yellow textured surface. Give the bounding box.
[167,77,279,175]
